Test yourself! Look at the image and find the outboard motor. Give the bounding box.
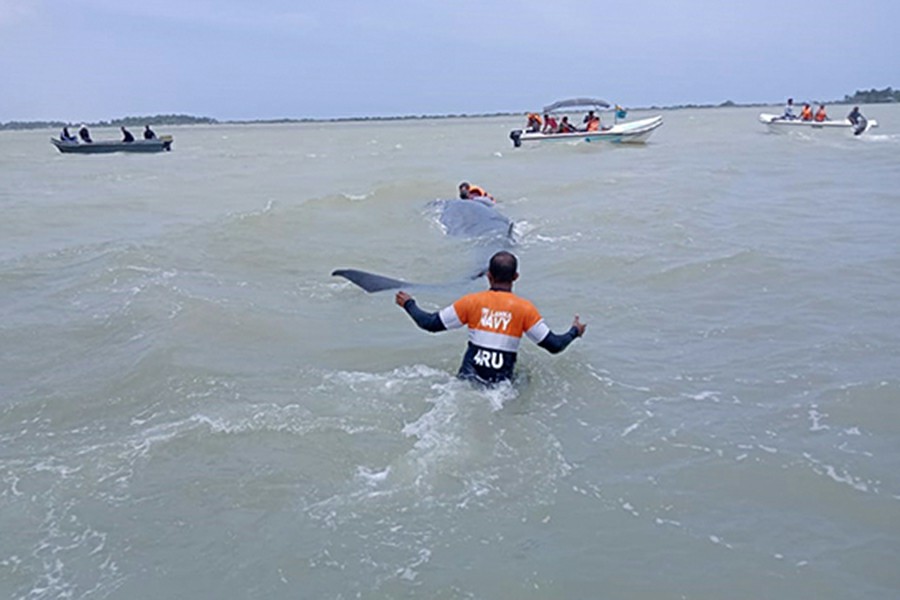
[509,129,522,148]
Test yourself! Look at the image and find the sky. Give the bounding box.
[2,0,899,122]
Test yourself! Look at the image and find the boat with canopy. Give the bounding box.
[509,98,663,147]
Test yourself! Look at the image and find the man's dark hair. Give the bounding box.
[489,251,517,283]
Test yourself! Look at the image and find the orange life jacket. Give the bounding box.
[527,113,542,126]
[800,106,813,120]
[586,117,600,132]
[468,185,494,201]
[814,109,827,122]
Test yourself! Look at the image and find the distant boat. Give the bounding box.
[509,98,663,147]
[51,135,173,154]
[758,113,877,136]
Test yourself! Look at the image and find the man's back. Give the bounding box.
[395,251,585,385]
[443,289,547,383]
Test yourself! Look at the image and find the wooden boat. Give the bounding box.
[51,135,173,154]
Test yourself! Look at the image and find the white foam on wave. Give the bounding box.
[356,465,391,487]
[529,232,583,246]
[10,452,133,599]
[482,380,518,412]
[586,364,651,392]
[400,380,467,462]
[685,390,722,402]
[323,365,568,515]
[395,547,431,581]
[327,364,448,391]
[621,420,644,437]
[860,133,900,143]
[807,404,830,431]
[224,199,276,223]
[341,192,371,201]
[188,404,382,438]
[802,452,872,493]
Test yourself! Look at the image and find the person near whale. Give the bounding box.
[458,181,494,202]
[394,250,586,385]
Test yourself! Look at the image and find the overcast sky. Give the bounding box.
[2,0,898,122]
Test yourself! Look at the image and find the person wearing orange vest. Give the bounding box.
[557,116,576,133]
[526,113,542,132]
[458,181,494,202]
[814,104,828,122]
[800,103,813,121]
[542,113,558,133]
[582,110,601,130]
[395,251,586,384]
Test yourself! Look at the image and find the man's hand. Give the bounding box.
[572,315,587,337]
[395,291,413,308]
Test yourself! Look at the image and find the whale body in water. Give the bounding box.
[332,198,514,292]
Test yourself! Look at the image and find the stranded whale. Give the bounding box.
[332,198,515,293]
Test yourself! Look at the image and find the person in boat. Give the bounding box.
[60,126,77,142]
[542,113,558,134]
[780,98,796,120]
[585,113,601,132]
[78,124,93,143]
[557,116,576,133]
[814,104,828,122]
[458,181,494,202]
[394,250,586,385]
[121,127,135,142]
[847,106,866,126]
[143,125,157,140]
[526,113,542,133]
[846,106,868,135]
[799,103,813,121]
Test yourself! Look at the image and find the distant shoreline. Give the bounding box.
[0,104,769,131]
[2,89,896,131]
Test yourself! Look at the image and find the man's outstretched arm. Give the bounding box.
[395,291,446,333]
[538,315,586,354]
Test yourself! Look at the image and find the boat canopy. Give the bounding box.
[542,98,611,113]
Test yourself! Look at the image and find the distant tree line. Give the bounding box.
[228,112,521,124]
[841,87,900,104]
[0,114,218,131]
[0,120,68,131]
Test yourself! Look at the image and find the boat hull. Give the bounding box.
[51,136,173,154]
[510,116,663,147]
[759,113,877,135]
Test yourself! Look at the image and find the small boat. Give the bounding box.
[51,135,174,154]
[509,98,663,147]
[758,113,877,136]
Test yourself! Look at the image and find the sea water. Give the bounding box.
[1,106,899,599]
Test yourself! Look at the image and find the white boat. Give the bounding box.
[509,98,663,147]
[759,113,877,136]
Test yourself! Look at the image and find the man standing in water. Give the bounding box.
[395,251,586,384]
